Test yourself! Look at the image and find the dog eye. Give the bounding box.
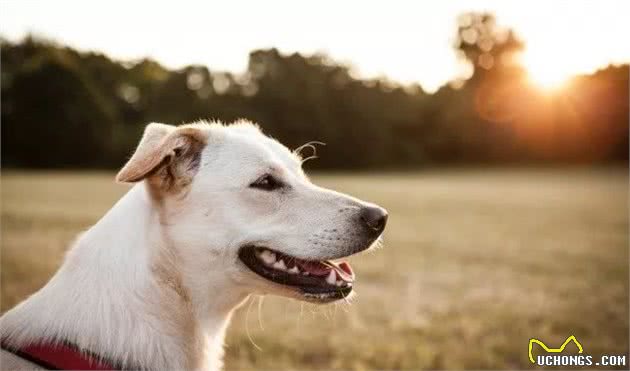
[250,174,283,191]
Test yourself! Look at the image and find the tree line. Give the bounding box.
[1,13,627,170]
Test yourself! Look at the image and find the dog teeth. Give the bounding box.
[259,250,276,265]
[326,270,337,285]
[273,259,287,271]
[255,249,348,284]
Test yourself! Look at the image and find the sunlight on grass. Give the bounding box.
[1,169,628,369]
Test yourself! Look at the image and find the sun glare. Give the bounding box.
[520,51,574,90]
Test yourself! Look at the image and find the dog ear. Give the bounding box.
[116,123,207,190]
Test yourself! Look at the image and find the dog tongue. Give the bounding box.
[337,261,354,278]
[294,260,354,281]
[330,261,354,282]
[296,261,332,276]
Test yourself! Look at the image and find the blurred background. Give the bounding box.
[1,1,628,369]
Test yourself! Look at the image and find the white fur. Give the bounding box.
[0,121,385,370]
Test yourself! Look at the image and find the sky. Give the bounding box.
[1,0,629,93]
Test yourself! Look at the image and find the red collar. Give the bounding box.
[3,342,115,370]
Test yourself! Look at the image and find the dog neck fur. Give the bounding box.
[0,124,250,370]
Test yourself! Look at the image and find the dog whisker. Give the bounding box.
[245,296,263,351]
[256,296,265,331]
[294,141,326,163]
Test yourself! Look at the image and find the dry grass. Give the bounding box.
[1,169,628,370]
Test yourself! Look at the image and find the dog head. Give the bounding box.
[117,121,387,303]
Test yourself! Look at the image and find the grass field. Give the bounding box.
[1,169,628,370]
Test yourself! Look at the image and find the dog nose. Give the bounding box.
[360,206,388,235]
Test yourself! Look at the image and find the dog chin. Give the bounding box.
[280,286,355,305]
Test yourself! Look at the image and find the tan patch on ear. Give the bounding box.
[155,136,206,193]
[116,123,209,195]
[116,123,175,183]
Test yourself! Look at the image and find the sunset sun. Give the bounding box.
[521,52,574,90]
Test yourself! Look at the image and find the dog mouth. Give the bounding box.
[238,245,354,302]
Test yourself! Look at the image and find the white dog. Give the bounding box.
[0,121,387,370]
